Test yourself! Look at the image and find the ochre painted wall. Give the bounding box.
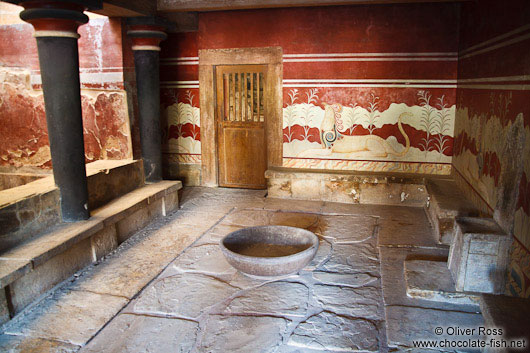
[453,0,530,297]
[160,3,459,180]
[0,3,134,169]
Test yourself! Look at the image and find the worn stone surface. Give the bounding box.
[378,206,441,248]
[319,243,380,274]
[287,311,379,352]
[385,305,484,349]
[199,315,289,353]
[80,314,199,353]
[405,259,480,306]
[305,237,332,270]
[313,271,379,288]
[3,290,128,346]
[224,281,309,317]
[315,215,376,243]
[130,273,239,319]
[0,258,31,288]
[169,243,236,276]
[313,284,382,320]
[0,334,79,353]
[379,246,479,312]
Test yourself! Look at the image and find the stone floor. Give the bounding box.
[0,187,484,352]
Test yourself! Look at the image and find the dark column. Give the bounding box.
[15,0,102,221]
[127,18,171,183]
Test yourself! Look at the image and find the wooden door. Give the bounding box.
[216,65,267,189]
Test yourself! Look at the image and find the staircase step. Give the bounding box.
[405,259,480,307]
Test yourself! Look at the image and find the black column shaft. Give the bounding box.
[133,50,163,182]
[36,37,89,221]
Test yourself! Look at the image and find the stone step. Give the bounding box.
[425,179,480,245]
[0,180,181,324]
[0,159,144,253]
[405,259,480,307]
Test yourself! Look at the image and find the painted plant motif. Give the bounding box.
[164,89,201,158]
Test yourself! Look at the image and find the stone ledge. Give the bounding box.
[265,167,434,206]
[0,180,182,321]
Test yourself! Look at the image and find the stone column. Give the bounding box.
[14,0,102,221]
[127,18,171,183]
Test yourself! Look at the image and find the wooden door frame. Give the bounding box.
[199,47,283,187]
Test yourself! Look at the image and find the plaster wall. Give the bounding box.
[453,0,530,297]
[160,3,460,183]
[0,3,134,170]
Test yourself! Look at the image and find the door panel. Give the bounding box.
[216,65,267,189]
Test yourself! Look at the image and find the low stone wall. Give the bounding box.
[265,167,430,207]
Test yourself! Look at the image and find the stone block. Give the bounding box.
[90,225,118,261]
[0,288,10,325]
[8,237,94,314]
[266,177,292,198]
[360,182,427,206]
[448,217,512,294]
[115,205,150,243]
[163,189,179,214]
[290,178,321,201]
[322,179,360,203]
[405,259,480,306]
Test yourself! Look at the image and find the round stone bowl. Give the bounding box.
[219,225,319,279]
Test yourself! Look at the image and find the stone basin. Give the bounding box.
[220,225,319,279]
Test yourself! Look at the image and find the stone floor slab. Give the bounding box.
[312,271,379,288]
[315,215,377,244]
[168,243,236,276]
[3,290,128,346]
[287,311,379,352]
[80,313,198,353]
[199,314,289,353]
[224,281,309,317]
[319,243,380,274]
[129,273,239,319]
[385,305,484,350]
[313,284,382,320]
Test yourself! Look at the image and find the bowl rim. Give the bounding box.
[219,225,319,264]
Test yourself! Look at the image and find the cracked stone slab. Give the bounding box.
[263,198,324,213]
[129,273,239,319]
[0,334,79,353]
[199,314,289,353]
[287,311,379,352]
[224,281,309,317]
[305,238,332,271]
[3,290,128,346]
[196,224,244,245]
[312,271,379,288]
[168,243,236,276]
[385,305,484,349]
[315,215,377,244]
[313,284,383,320]
[80,313,198,353]
[319,243,380,274]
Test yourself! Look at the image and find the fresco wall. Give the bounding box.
[159,3,460,182]
[0,3,133,170]
[454,0,530,297]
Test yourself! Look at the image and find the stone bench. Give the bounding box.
[265,167,431,207]
[448,217,511,294]
[0,160,144,252]
[0,180,182,325]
